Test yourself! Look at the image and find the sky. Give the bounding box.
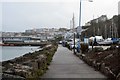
[118,1,120,14]
[0,0,120,32]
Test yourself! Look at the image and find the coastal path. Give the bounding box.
[41,45,106,79]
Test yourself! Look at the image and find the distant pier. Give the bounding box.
[2,42,47,46]
[0,36,47,46]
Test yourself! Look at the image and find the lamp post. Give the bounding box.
[79,0,93,36]
[78,0,93,53]
[79,0,82,34]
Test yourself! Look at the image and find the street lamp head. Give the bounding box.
[89,0,93,2]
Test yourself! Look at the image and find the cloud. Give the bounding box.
[2,0,119,32]
[1,0,79,2]
[2,2,80,31]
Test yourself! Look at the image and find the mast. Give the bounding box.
[70,20,72,30]
[72,13,75,32]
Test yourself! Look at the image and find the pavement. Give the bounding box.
[41,45,107,79]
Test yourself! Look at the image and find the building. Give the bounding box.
[98,15,107,22]
[85,22,91,26]
[91,15,107,24]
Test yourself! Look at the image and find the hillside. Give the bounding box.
[81,15,120,40]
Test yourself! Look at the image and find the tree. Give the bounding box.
[118,15,120,37]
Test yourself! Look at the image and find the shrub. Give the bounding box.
[66,43,71,50]
[80,43,89,54]
[109,45,117,50]
[93,47,103,52]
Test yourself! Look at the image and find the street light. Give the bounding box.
[89,0,93,2]
[79,0,93,36]
[77,0,93,53]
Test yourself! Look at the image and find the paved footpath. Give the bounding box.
[42,45,107,79]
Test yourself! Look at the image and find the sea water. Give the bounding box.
[1,46,39,61]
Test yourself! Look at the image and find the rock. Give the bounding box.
[2,73,25,79]
[100,63,116,78]
[116,73,120,80]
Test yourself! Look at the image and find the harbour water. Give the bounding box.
[0,46,39,61]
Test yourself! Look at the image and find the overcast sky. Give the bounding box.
[0,0,120,32]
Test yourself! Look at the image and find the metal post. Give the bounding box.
[79,0,82,29]
[78,0,93,52]
[73,13,76,54]
[74,32,76,54]
[77,0,82,54]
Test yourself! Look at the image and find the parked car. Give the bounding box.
[89,36,104,46]
[69,39,80,49]
[111,38,119,44]
[119,38,120,44]
[70,43,77,49]
[98,38,113,45]
[59,41,62,44]
[62,40,68,47]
